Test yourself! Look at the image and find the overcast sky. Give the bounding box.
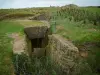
[0,0,100,8]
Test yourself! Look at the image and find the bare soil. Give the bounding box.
[11,33,26,54]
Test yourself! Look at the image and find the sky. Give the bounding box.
[0,0,100,8]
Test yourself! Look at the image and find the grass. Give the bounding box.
[0,20,23,33]
[86,44,100,73]
[0,5,100,75]
[52,16,100,75]
[0,34,13,75]
[55,18,100,44]
[0,20,24,75]
[13,54,59,75]
[0,20,49,75]
[15,20,47,27]
[0,19,50,74]
[82,7,100,14]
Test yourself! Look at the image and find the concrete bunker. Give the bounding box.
[24,26,49,57]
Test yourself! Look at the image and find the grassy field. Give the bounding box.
[55,18,100,43]
[0,4,100,75]
[50,6,100,75]
[15,20,47,27]
[0,7,58,21]
[0,20,49,75]
[0,20,24,75]
[82,7,100,14]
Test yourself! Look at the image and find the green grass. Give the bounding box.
[0,19,50,75]
[13,54,58,75]
[51,6,100,74]
[15,20,47,27]
[0,20,23,33]
[82,7,100,14]
[0,34,13,75]
[0,5,100,75]
[0,20,24,75]
[55,18,100,44]
[0,7,55,20]
[53,17,100,75]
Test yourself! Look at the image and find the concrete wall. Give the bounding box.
[25,32,79,73]
[25,36,32,56]
[46,34,79,73]
[25,35,48,57]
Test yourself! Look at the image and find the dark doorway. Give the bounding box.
[31,38,43,49]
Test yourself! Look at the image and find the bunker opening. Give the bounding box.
[31,38,43,48]
[24,26,49,57]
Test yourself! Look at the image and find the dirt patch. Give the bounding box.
[77,42,100,58]
[57,25,65,30]
[80,51,88,58]
[11,33,26,54]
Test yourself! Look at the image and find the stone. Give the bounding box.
[46,34,79,73]
[24,26,48,39]
[33,48,46,57]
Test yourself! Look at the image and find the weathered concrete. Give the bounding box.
[33,48,46,57]
[24,26,49,57]
[24,26,48,39]
[18,22,79,74]
[46,34,79,73]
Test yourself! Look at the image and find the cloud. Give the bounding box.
[75,0,100,6]
[0,0,13,8]
[10,0,73,8]
[0,0,100,8]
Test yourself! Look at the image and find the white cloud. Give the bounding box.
[75,0,100,6]
[0,0,100,8]
[9,0,73,8]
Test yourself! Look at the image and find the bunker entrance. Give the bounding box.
[31,38,43,48]
[24,26,49,57]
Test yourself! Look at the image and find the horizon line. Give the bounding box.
[0,4,100,9]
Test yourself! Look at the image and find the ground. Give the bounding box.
[0,19,49,75]
[0,6,100,75]
[10,33,26,54]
